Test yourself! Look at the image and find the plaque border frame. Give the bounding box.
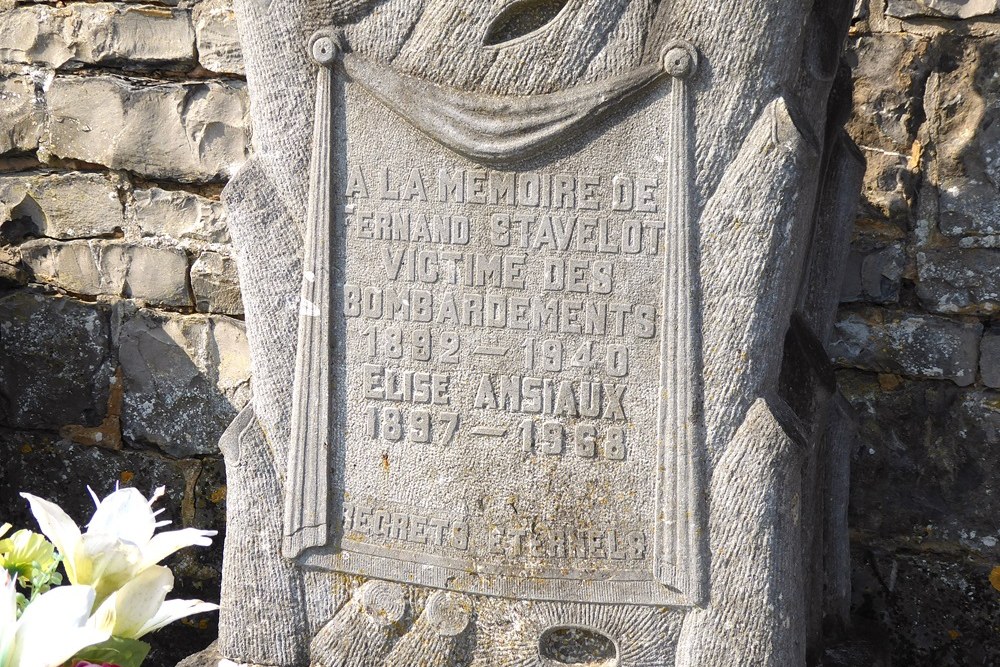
[284,32,706,608]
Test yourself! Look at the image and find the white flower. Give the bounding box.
[89,566,218,640]
[0,572,109,667]
[20,487,217,604]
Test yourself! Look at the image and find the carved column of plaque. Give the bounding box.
[215,2,863,665]
[655,39,702,599]
[283,32,339,558]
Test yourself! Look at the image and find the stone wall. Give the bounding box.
[0,1,998,665]
[0,2,245,665]
[837,1,1000,664]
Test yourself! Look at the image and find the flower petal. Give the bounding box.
[134,599,219,639]
[1,573,17,667]
[1,530,57,575]
[96,566,174,640]
[75,534,143,602]
[10,585,109,667]
[19,494,82,583]
[87,488,157,546]
[141,529,217,569]
[86,487,101,509]
[0,524,10,540]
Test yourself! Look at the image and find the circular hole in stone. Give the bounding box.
[538,626,618,666]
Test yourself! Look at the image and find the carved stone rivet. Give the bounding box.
[358,581,408,627]
[310,34,339,66]
[424,591,472,637]
[662,40,698,79]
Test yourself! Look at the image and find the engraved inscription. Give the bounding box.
[344,164,658,461]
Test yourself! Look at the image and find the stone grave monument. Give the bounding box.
[217,1,864,664]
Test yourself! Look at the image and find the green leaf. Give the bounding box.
[74,637,151,667]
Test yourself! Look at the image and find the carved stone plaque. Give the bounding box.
[287,35,703,607]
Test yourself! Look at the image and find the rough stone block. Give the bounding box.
[125,244,193,307]
[840,242,905,304]
[0,75,44,155]
[916,248,1000,315]
[845,34,930,223]
[856,151,916,223]
[118,309,249,457]
[0,172,124,241]
[842,371,1000,555]
[131,187,229,244]
[851,548,1000,666]
[193,0,244,75]
[938,177,1000,247]
[191,250,243,315]
[927,40,1000,182]
[846,34,931,153]
[0,430,189,532]
[189,457,227,587]
[886,0,1000,19]
[0,245,28,287]
[0,290,112,429]
[831,308,981,386]
[980,330,1000,389]
[20,239,191,308]
[43,76,249,183]
[922,39,1000,250]
[0,4,195,69]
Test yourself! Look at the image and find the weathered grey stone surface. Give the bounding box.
[0,245,27,287]
[840,242,905,304]
[0,74,44,155]
[191,250,242,315]
[0,172,124,241]
[131,187,230,245]
[852,548,1000,666]
[21,240,191,307]
[0,290,112,429]
[219,0,861,664]
[843,371,1000,555]
[119,308,250,458]
[174,641,220,667]
[675,398,807,666]
[42,76,249,182]
[938,177,1000,245]
[0,4,195,69]
[980,330,1000,388]
[886,0,1000,18]
[193,0,244,75]
[831,308,981,386]
[845,33,929,225]
[916,248,1000,314]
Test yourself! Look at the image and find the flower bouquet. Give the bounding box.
[1,486,219,667]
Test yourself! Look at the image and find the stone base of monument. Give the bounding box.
[175,642,221,667]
